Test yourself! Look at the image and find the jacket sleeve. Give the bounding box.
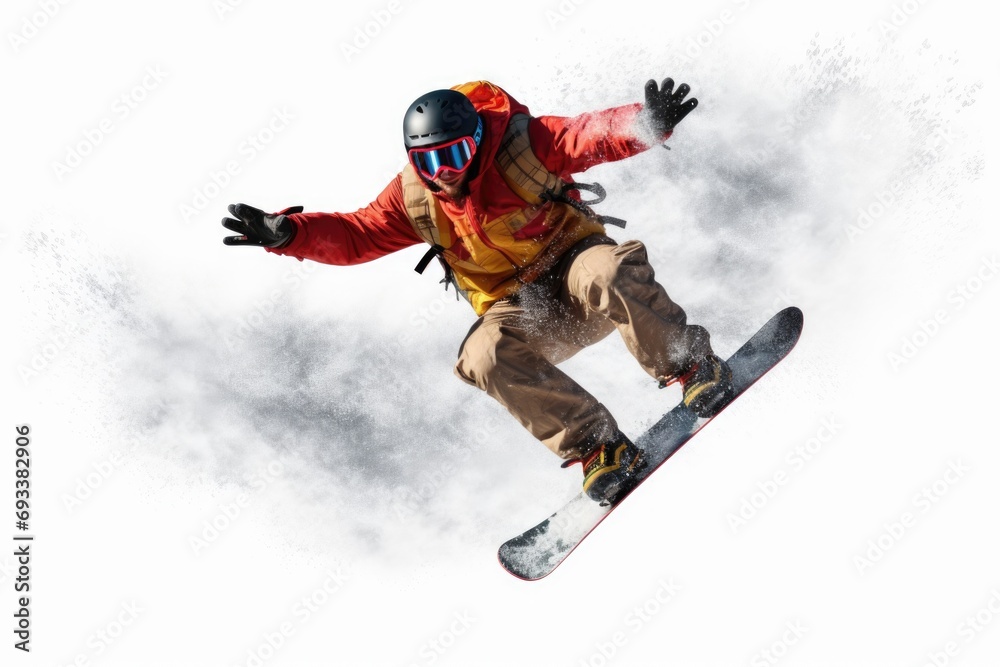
[528,102,671,178]
[265,174,423,264]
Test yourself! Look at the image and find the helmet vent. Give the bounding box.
[403,89,476,149]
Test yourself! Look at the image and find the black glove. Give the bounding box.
[222,203,303,248]
[640,78,698,137]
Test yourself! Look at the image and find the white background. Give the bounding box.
[2,0,998,665]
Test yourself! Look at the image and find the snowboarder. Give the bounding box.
[221,79,736,504]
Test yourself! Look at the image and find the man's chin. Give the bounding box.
[433,176,467,198]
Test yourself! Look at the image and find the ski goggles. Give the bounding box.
[408,118,483,180]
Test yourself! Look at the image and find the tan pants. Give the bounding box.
[454,237,711,459]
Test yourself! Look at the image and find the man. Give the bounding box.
[221,78,736,504]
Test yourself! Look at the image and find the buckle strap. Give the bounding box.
[414,244,445,274]
[414,244,461,301]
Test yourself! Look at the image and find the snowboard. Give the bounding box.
[497,306,804,581]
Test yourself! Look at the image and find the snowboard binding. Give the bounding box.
[564,433,648,506]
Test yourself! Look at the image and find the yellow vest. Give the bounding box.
[401,113,606,315]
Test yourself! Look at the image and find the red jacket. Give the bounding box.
[267,82,667,311]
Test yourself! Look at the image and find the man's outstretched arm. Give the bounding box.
[222,173,423,265]
[529,78,698,177]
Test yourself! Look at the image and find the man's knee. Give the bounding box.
[576,240,652,290]
[455,322,537,391]
[455,323,502,389]
[572,240,666,310]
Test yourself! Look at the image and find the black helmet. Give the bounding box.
[403,89,481,150]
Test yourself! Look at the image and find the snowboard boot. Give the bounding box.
[563,433,646,504]
[678,353,737,418]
